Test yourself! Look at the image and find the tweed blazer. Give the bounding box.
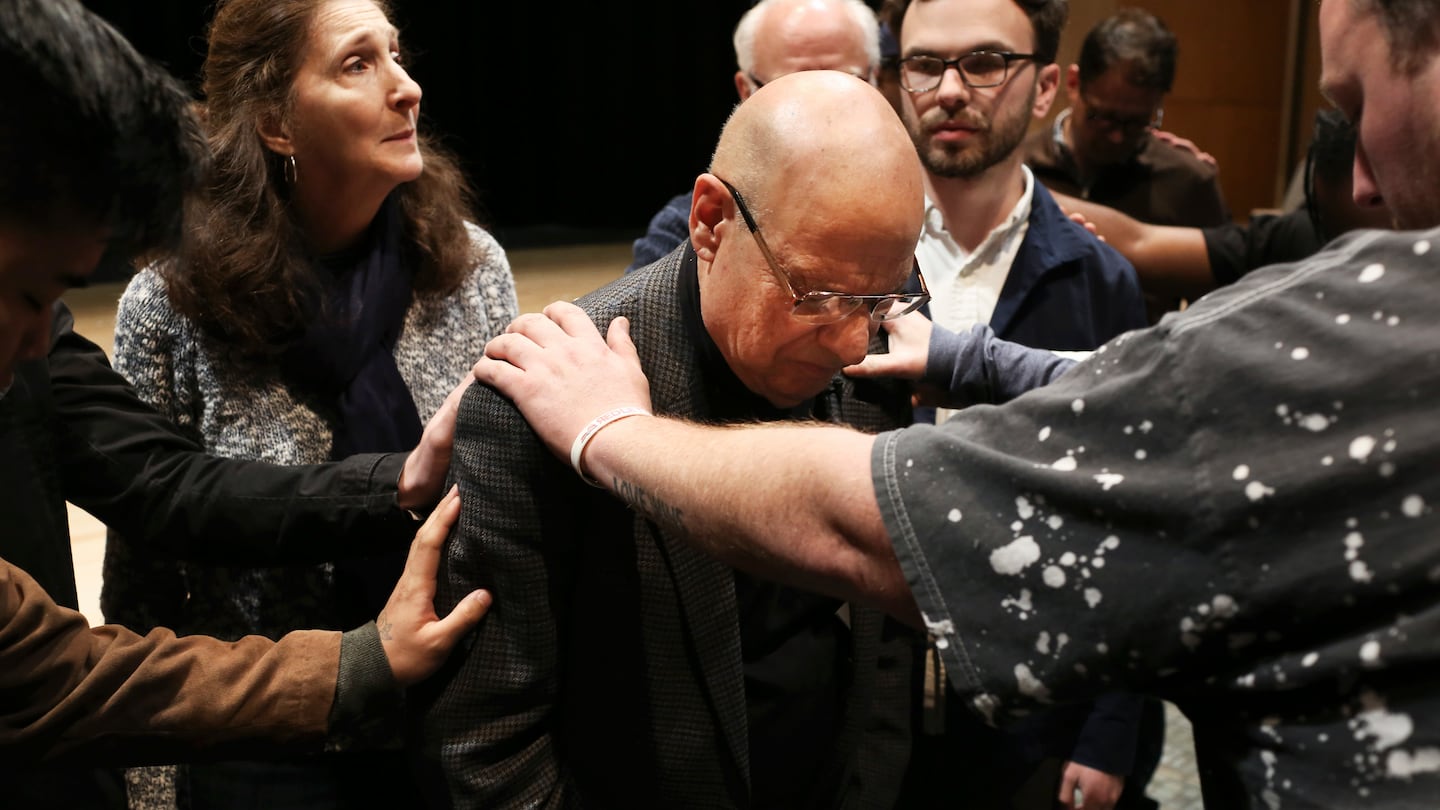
[424,245,915,809]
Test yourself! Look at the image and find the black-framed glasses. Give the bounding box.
[746,66,874,90]
[1081,94,1164,137]
[899,51,1039,93]
[715,177,930,324]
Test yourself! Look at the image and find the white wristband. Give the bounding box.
[569,406,651,486]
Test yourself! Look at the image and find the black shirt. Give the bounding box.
[677,254,849,810]
[1202,208,1323,287]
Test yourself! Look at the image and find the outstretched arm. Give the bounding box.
[474,302,919,625]
[1050,193,1215,301]
[1,489,489,765]
[50,302,459,564]
[846,314,1077,407]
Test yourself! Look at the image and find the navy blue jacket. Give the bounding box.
[988,182,1148,350]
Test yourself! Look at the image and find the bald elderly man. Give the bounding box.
[626,0,880,272]
[423,72,926,809]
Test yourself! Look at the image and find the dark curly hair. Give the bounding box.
[163,0,480,354]
[880,0,1069,65]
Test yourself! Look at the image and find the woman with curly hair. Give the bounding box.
[101,0,517,806]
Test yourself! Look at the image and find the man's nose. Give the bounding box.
[934,66,972,109]
[1351,143,1384,209]
[817,310,876,368]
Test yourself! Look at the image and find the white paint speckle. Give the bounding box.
[1322,455,1335,467]
[990,536,1041,576]
[947,508,962,523]
[906,458,915,468]
[1052,456,1079,472]
[1071,399,1086,415]
[1379,462,1397,478]
[1084,588,1103,609]
[1345,532,1365,550]
[1043,566,1067,588]
[1353,693,1412,750]
[1102,536,1120,551]
[1134,449,1148,460]
[1402,495,1426,518]
[1291,347,1311,360]
[1300,414,1330,432]
[1091,557,1106,569]
[1047,515,1064,530]
[1212,595,1238,618]
[1387,747,1440,778]
[1036,632,1052,654]
[921,614,955,638]
[1245,481,1276,502]
[1337,313,1352,325]
[1139,420,1154,434]
[1011,520,1024,532]
[1016,497,1036,520]
[1038,426,1051,442]
[1014,663,1052,702]
[1415,239,1432,256]
[1350,560,1374,584]
[1350,436,1377,462]
[1359,263,1386,283]
[1388,315,1401,326]
[1360,640,1382,665]
[1094,472,1124,491]
[1302,652,1318,667]
[1233,465,1251,481]
[1060,552,1077,567]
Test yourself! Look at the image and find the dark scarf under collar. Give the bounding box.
[281,193,422,459]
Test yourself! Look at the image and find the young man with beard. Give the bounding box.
[881,0,1152,806]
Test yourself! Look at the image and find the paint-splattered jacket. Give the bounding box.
[876,226,1440,807]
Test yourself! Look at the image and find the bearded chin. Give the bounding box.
[921,144,992,179]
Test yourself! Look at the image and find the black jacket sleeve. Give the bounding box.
[48,303,416,565]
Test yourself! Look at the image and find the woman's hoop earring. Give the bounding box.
[284,154,298,186]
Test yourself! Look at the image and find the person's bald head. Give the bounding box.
[733,0,880,100]
[688,71,924,408]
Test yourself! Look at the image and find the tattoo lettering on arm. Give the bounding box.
[377,612,394,641]
[613,477,686,535]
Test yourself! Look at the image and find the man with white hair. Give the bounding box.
[626,0,880,271]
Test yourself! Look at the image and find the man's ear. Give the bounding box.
[734,70,755,102]
[1032,62,1061,119]
[256,112,294,157]
[689,174,729,263]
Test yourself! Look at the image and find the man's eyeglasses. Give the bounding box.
[898,51,1038,93]
[1081,95,1164,137]
[715,177,930,324]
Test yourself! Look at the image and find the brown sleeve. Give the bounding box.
[0,557,339,766]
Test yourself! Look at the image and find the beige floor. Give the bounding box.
[65,241,631,625]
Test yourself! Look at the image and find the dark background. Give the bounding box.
[82,0,774,248]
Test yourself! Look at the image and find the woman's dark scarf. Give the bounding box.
[282,192,421,621]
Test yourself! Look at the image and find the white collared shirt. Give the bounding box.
[917,165,1036,423]
[916,165,1036,335]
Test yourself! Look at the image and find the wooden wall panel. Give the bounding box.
[1041,0,1316,218]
